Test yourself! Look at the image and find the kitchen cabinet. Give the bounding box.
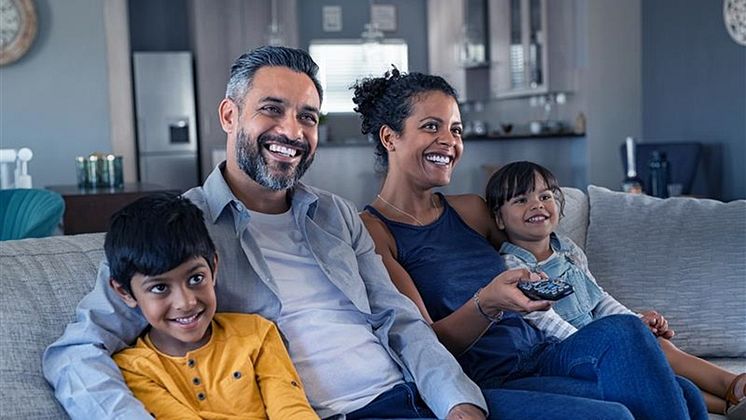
[428,0,490,102]
[489,0,576,98]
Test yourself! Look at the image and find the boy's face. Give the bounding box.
[496,174,559,247]
[111,256,218,357]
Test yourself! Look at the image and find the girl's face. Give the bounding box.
[387,91,463,188]
[496,173,560,246]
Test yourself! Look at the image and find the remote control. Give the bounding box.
[518,279,574,301]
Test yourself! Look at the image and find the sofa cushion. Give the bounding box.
[585,186,746,358]
[0,233,105,419]
[556,187,589,250]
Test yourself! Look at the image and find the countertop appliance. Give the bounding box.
[132,51,199,192]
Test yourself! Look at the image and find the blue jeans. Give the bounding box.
[346,382,435,419]
[497,315,708,420]
[348,381,634,419]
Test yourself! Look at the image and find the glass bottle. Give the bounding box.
[648,151,670,198]
[621,137,643,194]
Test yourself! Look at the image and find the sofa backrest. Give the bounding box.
[556,187,589,250]
[0,233,105,419]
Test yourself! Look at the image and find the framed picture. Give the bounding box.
[371,4,396,32]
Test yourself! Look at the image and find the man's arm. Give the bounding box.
[345,203,487,419]
[42,261,151,419]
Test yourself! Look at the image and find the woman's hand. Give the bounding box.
[446,403,486,420]
[641,310,675,339]
[479,268,552,314]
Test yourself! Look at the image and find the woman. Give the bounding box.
[353,68,708,420]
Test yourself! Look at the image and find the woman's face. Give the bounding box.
[388,91,463,188]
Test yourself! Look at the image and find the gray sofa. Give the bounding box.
[1,186,744,419]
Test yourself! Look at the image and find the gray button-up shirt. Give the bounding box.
[43,163,486,419]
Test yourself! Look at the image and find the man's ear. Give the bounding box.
[109,279,138,308]
[218,98,239,134]
[378,125,398,152]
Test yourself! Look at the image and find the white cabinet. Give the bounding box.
[427,0,490,102]
[489,0,576,98]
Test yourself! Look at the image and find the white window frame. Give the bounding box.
[310,39,409,114]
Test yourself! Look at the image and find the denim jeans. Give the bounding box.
[346,382,436,419]
[349,381,634,420]
[498,315,708,420]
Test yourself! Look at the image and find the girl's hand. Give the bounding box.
[480,268,552,314]
[641,310,675,339]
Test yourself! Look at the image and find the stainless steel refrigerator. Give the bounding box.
[132,51,199,192]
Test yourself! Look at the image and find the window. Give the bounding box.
[309,40,408,114]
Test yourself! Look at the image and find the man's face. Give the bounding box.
[233,66,321,190]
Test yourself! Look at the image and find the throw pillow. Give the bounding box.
[585,185,746,357]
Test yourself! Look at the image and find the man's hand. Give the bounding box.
[641,310,675,339]
[446,403,486,420]
[480,268,552,314]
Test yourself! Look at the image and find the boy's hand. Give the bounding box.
[446,403,486,420]
[481,268,552,314]
[641,310,675,339]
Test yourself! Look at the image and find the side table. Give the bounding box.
[46,183,179,235]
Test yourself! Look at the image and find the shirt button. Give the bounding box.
[187,359,196,368]
[197,392,206,401]
[233,371,242,379]
[192,377,201,386]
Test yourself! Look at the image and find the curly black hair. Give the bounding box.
[351,67,458,171]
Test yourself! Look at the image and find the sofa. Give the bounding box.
[1,185,744,419]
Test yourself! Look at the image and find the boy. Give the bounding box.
[105,193,318,419]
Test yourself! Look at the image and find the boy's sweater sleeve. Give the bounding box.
[502,254,578,340]
[254,321,319,420]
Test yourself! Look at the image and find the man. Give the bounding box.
[43,46,487,420]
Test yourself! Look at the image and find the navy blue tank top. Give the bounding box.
[365,194,547,384]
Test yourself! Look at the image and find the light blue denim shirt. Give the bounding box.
[43,163,486,420]
[501,233,635,340]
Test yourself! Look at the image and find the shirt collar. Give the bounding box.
[202,161,320,224]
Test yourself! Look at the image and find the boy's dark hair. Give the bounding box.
[351,67,458,172]
[226,45,323,109]
[104,193,216,295]
[485,161,565,218]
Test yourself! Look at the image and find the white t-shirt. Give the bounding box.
[247,209,404,414]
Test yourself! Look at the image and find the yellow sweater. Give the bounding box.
[113,313,318,420]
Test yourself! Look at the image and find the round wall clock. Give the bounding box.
[0,0,38,66]
[724,0,746,46]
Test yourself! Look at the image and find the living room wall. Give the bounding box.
[0,0,112,188]
[642,0,746,200]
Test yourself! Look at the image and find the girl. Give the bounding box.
[486,160,746,418]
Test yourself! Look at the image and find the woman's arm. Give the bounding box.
[447,194,506,250]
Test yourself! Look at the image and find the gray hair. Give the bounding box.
[225,46,324,108]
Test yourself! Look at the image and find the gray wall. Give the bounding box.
[642,0,746,200]
[0,0,112,187]
[581,0,642,191]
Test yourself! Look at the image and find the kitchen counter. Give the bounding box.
[464,131,586,141]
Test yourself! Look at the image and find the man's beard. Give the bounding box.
[235,129,314,191]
